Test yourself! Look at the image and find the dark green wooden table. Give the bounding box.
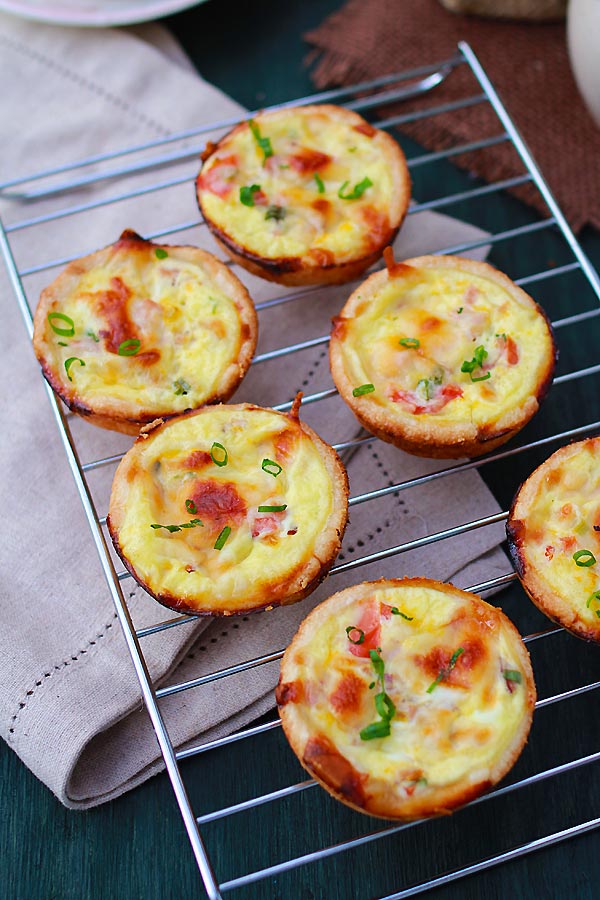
[4,1,600,898]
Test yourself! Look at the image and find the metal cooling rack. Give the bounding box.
[3,40,600,900]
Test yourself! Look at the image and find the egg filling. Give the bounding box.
[197,105,408,265]
[109,405,348,614]
[34,232,256,429]
[277,579,534,820]
[508,438,600,640]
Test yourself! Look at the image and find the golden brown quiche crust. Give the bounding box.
[107,402,349,616]
[33,230,258,435]
[277,577,536,821]
[507,437,600,642]
[196,104,411,286]
[329,254,556,458]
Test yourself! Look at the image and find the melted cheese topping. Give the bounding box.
[334,263,554,430]
[281,583,531,806]
[514,439,600,632]
[111,406,341,613]
[198,107,402,262]
[37,238,253,417]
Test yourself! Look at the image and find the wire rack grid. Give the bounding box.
[3,40,600,900]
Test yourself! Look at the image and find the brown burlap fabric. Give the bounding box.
[306,0,600,233]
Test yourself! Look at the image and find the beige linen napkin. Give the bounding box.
[0,14,508,808]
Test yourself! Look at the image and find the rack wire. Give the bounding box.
[3,40,600,899]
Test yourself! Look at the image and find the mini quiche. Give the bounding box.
[196,104,411,285]
[330,253,556,458]
[277,578,535,821]
[33,230,258,435]
[108,400,349,616]
[507,437,600,642]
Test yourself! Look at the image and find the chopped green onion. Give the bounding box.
[399,337,420,349]
[346,626,365,645]
[314,173,325,193]
[48,312,75,337]
[457,307,463,314]
[360,720,391,741]
[352,383,375,397]
[503,669,522,684]
[118,339,140,356]
[265,204,286,221]
[210,442,228,467]
[214,525,231,550]
[257,504,287,513]
[240,184,261,206]
[262,458,282,477]
[369,648,385,682]
[338,176,373,200]
[174,378,191,396]
[64,357,85,381]
[375,691,396,721]
[368,681,375,690]
[155,248,168,259]
[391,607,413,621]
[496,332,507,340]
[426,647,464,693]
[471,372,491,382]
[249,119,273,163]
[87,330,100,342]
[461,345,489,381]
[58,341,68,347]
[151,518,203,533]
[574,549,596,567]
[586,590,600,608]
[185,499,197,514]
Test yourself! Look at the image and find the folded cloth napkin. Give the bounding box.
[0,14,508,809]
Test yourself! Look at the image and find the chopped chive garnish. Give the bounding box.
[457,307,463,314]
[265,204,286,221]
[314,173,325,193]
[391,607,413,621]
[249,119,273,163]
[586,590,600,608]
[426,647,464,693]
[574,549,596,567]
[240,184,261,206]
[151,518,203,532]
[262,458,282,477]
[346,626,365,645]
[58,341,68,347]
[360,720,391,740]
[257,504,287,513]
[174,378,191,396]
[48,312,75,337]
[471,372,491,382]
[155,248,168,259]
[360,647,396,742]
[399,337,420,349]
[210,442,228,467]
[185,499,198,514]
[64,356,85,381]
[117,338,140,356]
[338,176,373,200]
[214,525,231,550]
[87,330,100,342]
[496,332,507,340]
[352,383,375,397]
[503,669,522,684]
[461,345,489,381]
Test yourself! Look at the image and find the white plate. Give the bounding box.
[0,0,206,27]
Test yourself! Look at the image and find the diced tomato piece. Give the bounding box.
[388,383,463,415]
[197,155,238,198]
[288,147,332,173]
[252,189,268,206]
[348,598,381,658]
[505,335,519,365]
[559,535,577,552]
[252,514,284,538]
